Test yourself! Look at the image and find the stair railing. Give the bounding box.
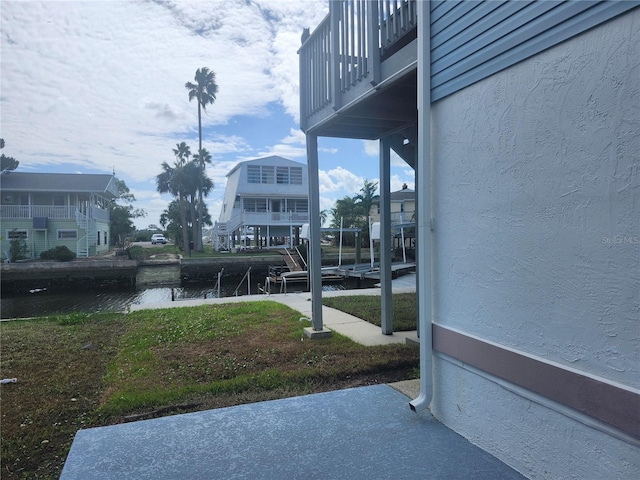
[233,267,252,296]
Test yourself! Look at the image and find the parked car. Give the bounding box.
[151,234,167,245]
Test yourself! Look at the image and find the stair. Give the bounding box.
[279,248,304,272]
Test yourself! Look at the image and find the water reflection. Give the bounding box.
[1,277,377,319]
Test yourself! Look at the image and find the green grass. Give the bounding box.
[1,301,418,479]
[322,292,417,331]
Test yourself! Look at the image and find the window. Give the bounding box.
[104,231,107,246]
[247,165,260,183]
[7,229,28,240]
[261,166,274,184]
[290,167,303,184]
[57,230,77,240]
[53,195,66,206]
[244,198,266,212]
[290,199,308,212]
[97,230,100,245]
[276,167,289,184]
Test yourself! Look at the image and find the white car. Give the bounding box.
[151,234,167,245]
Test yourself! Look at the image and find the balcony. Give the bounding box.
[0,205,109,222]
[299,0,418,140]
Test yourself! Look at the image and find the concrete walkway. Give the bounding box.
[129,272,418,347]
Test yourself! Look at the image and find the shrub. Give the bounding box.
[40,245,76,261]
[7,237,29,261]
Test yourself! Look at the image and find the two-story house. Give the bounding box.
[0,172,119,259]
[215,156,309,250]
[300,2,639,478]
[370,184,415,256]
[370,183,415,225]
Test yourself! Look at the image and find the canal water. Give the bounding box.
[1,274,378,320]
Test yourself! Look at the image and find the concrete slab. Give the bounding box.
[61,384,525,480]
[303,326,333,339]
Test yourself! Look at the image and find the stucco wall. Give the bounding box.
[430,9,639,479]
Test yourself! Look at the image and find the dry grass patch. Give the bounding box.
[1,302,418,479]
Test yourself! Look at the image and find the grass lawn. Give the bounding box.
[0,301,418,479]
[322,292,417,331]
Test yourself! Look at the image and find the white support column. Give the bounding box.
[380,137,393,335]
[410,0,433,412]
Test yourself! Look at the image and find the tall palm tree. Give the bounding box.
[157,144,194,255]
[186,67,218,251]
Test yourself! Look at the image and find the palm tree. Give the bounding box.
[157,145,194,255]
[186,67,218,251]
[173,142,191,164]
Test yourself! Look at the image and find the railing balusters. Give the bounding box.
[299,1,416,126]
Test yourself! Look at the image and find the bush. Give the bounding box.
[8,237,29,262]
[40,245,76,261]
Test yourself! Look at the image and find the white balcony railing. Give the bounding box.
[299,0,417,128]
[0,204,109,222]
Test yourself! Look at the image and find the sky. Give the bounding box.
[1,0,415,230]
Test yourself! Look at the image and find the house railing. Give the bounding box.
[0,204,109,221]
[299,0,417,129]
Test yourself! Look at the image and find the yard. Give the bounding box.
[0,299,418,479]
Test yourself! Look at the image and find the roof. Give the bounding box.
[0,172,119,198]
[226,156,306,178]
[389,188,415,201]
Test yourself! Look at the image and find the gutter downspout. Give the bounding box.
[410,0,433,412]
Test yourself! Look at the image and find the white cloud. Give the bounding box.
[2,0,412,231]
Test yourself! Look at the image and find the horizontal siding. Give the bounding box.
[431,0,640,102]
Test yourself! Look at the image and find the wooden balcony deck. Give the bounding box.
[299,0,418,140]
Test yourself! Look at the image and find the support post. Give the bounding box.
[306,134,326,334]
[380,136,393,335]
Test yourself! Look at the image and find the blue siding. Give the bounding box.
[431,0,640,101]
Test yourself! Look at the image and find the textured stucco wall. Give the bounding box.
[430,9,639,479]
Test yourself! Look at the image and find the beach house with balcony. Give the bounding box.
[214,156,309,251]
[300,1,639,478]
[0,172,119,259]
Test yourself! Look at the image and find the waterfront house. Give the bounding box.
[0,172,119,259]
[214,156,309,251]
[370,184,415,226]
[300,1,639,478]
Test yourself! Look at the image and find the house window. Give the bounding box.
[97,230,100,245]
[53,195,66,206]
[57,230,77,240]
[400,203,404,213]
[261,166,274,184]
[104,231,107,246]
[276,167,289,184]
[3,195,14,204]
[7,229,28,240]
[290,199,308,212]
[290,167,302,184]
[244,198,267,212]
[247,166,260,183]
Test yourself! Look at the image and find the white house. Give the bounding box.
[300,1,639,478]
[214,156,309,250]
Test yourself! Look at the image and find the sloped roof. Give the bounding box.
[389,188,415,201]
[226,156,306,177]
[0,172,119,198]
